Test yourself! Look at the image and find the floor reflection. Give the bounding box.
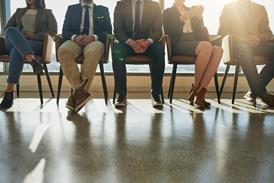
[1,99,274,182]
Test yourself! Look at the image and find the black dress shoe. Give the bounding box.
[151,93,163,107]
[244,91,256,107]
[0,91,14,109]
[30,59,44,74]
[115,95,127,107]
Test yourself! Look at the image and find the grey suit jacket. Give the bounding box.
[5,8,57,41]
[114,0,163,42]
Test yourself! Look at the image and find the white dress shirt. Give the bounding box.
[71,2,98,41]
[126,0,153,44]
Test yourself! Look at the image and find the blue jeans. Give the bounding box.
[4,27,43,84]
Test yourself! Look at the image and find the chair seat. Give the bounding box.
[125,55,152,64]
[0,54,43,63]
[74,55,108,64]
[169,55,196,64]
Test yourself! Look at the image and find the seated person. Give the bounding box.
[112,0,165,108]
[58,0,112,112]
[163,0,223,109]
[218,0,274,107]
[0,0,57,109]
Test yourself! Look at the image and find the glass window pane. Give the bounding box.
[8,0,274,74]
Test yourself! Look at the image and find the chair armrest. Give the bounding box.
[164,35,172,61]
[104,34,114,60]
[222,35,234,64]
[42,34,54,63]
[54,34,63,62]
[211,35,222,46]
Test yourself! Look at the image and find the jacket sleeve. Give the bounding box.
[97,7,112,44]
[62,7,75,41]
[32,10,58,41]
[259,6,273,41]
[163,9,183,46]
[4,9,19,30]
[218,5,242,42]
[114,2,131,42]
[218,6,230,37]
[149,2,163,41]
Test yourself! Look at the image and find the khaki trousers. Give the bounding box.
[58,40,104,93]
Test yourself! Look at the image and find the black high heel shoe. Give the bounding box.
[0,91,14,109]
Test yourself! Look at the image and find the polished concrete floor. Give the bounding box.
[1,95,274,183]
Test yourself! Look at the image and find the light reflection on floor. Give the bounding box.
[1,98,274,183]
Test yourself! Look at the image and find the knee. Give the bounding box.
[112,43,127,62]
[197,41,212,55]
[84,42,104,56]
[150,42,164,54]
[213,46,224,56]
[5,27,19,36]
[57,44,74,60]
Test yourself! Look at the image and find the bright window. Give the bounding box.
[5,0,274,74]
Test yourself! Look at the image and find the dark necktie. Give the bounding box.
[133,0,141,39]
[81,6,90,35]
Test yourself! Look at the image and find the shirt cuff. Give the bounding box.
[71,35,77,41]
[93,34,98,41]
[126,39,132,44]
[147,38,154,44]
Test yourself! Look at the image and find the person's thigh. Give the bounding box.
[27,40,43,56]
[58,40,82,57]
[253,42,274,58]
[83,41,104,57]
[112,42,135,62]
[144,41,164,57]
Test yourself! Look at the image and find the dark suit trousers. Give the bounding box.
[112,41,165,96]
[235,42,274,96]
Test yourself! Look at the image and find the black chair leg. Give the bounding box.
[113,88,116,104]
[219,64,231,100]
[44,64,54,98]
[161,88,165,104]
[232,64,240,104]
[169,64,177,104]
[99,63,108,105]
[56,67,63,105]
[214,72,220,104]
[16,83,20,98]
[36,74,43,105]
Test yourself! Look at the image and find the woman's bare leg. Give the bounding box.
[194,41,212,87]
[200,46,223,89]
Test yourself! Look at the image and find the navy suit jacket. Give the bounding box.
[62,4,112,44]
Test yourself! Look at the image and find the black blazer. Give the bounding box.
[62,3,112,44]
[114,0,163,42]
[5,8,57,41]
[163,5,204,46]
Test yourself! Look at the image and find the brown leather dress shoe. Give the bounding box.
[66,93,76,111]
[73,87,91,112]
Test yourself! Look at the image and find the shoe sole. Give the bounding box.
[114,103,127,108]
[73,96,92,112]
[65,104,75,111]
[152,102,163,108]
